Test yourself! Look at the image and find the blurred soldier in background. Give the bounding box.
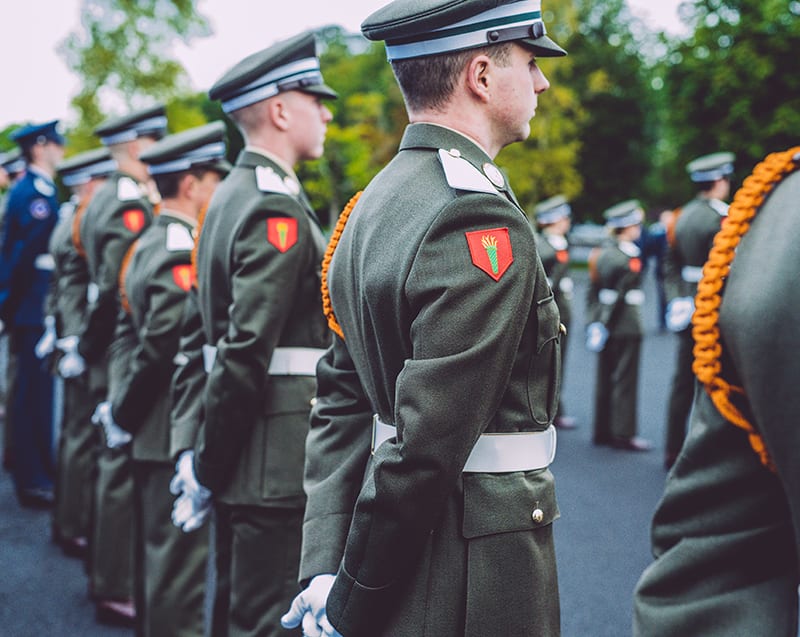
[535,194,577,429]
[662,152,734,470]
[0,121,65,507]
[586,200,652,452]
[40,147,115,556]
[65,104,167,626]
[104,122,229,637]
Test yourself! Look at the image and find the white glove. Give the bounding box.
[665,296,695,332]
[585,322,609,353]
[35,316,57,359]
[56,335,87,378]
[171,485,212,533]
[281,574,342,637]
[169,450,203,499]
[91,401,132,449]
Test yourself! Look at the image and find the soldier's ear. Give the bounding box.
[465,54,492,104]
[267,97,291,133]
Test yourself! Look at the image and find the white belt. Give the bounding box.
[34,254,55,271]
[681,265,703,283]
[371,416,557,473]
[599,288,644,306]
[202,344,324,376]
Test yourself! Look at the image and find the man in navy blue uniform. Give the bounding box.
[0,120,65,507]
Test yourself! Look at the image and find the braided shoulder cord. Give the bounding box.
[320,191,362,340]
[71,199,89,258]
[118,239,140,315]
[692,147,800,471]
[190,204,208,289]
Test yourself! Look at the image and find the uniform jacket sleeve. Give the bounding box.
[112,251,190,433]
[170,286,206,459]
[195,198,312,492]
[299,335,373,583]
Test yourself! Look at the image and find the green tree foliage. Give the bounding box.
[556,0,659,221]
[660,0,800,202]
[60,0,212,152]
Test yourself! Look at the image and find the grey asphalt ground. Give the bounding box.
[0,264,676,636]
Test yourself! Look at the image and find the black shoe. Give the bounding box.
[61,536,89,559]
[611,437,653,452]
[554,415,578,430]
[17,487,55,509]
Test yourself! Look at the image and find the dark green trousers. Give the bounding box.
[215,504,302,637]
[593,336,641,442]
[634,389,798,636]
[89,443,134,600]
[664,328,695,458]
[133,461,209,637]
[53,374,97,542]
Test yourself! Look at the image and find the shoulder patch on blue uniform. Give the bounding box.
[117,176,141,201]
[166,223,194,252]
[255,166,292,195]
[29,198,51,220]
[34,177,55,197]
[438,149,499,195]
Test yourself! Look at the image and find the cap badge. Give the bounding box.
[267,217,298,253]
[465,227,514,281]
[483,163,505,189]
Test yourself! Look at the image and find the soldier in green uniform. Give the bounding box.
[282,2,566,636]
[169,31,336,637]
[60,105,167,625]
[634,147,800,635]
[585,200,652,451]
[96,122,229,637]
[535,194,576,429]
[38,147,115,556]
[662,152,734,470]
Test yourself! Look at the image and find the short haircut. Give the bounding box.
[391,43,513,112]
[153,166,216,199]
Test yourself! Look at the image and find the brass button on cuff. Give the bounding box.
[532,508,544,524]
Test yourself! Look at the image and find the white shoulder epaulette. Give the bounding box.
[255,165,293,196]
[547,234,568,251]
[166,223,194,252]
[438,149,499,195]
[118,176,141,201]
[709,199,729,217]
[34,177,55,197]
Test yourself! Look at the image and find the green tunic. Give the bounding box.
[586,240,644,443]
[300,123,562,637]
[634,162,800,636]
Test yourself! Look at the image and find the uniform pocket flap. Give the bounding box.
[462,469,559,539]
[264,375,317,416]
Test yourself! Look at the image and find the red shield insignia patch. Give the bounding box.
[267,218,298,253]
[629,257,642,273]
[465,227,513,281]
[123,209,146,233]
[556,249,569,264]
[172,264,194,291]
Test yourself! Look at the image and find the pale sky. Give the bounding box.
[0,0,686,130]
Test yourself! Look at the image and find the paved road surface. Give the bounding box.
[0,265,678,636]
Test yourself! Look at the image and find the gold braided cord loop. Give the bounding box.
[321,191,362,340]
[692,146,800,471]
[190,204,208,289]
[118,239,140,315]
